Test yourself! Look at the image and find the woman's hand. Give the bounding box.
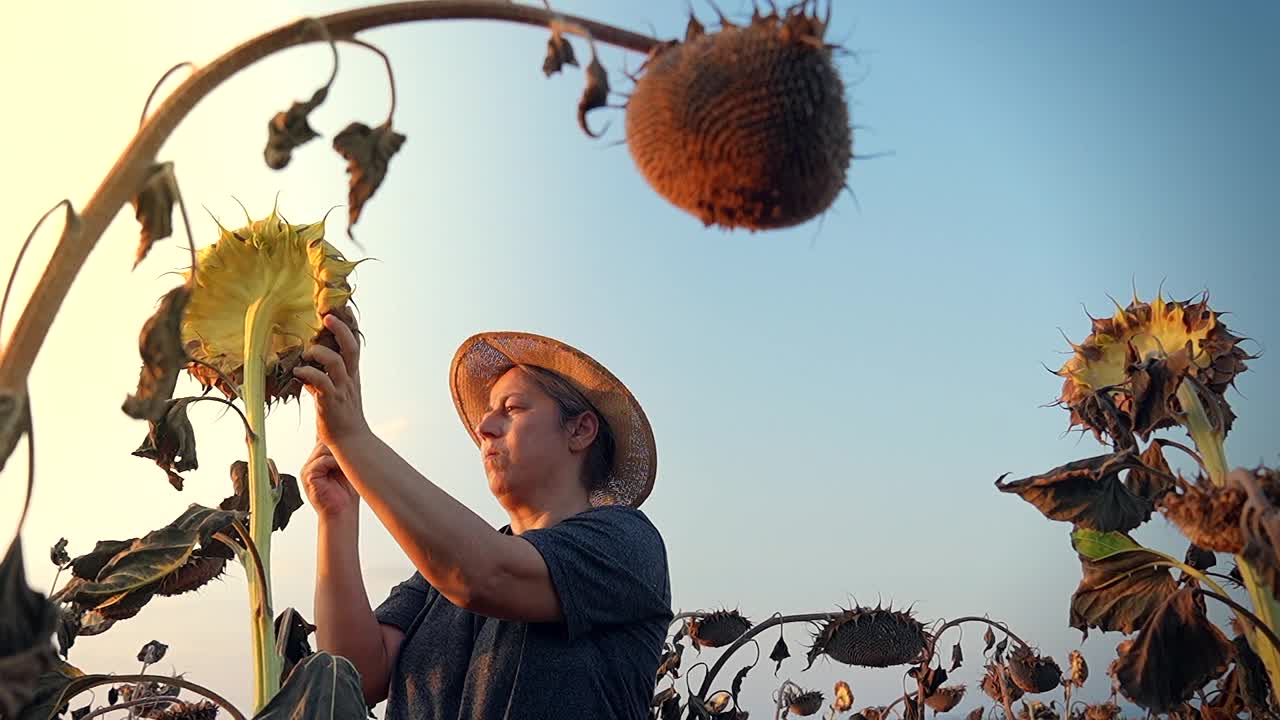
[294,313,371,448]
[300,441,360,520]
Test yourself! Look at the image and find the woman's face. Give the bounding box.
[476,367,577,501]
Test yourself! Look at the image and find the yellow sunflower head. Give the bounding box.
[1056,292,1250,442]
[181,208,362,404]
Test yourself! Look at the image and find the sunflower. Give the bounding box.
[1056,293,1249,442]
[180,208,361,404]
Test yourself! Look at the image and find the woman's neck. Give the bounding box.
[503,488,592,534]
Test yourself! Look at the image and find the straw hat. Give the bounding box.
[449,331,657,508]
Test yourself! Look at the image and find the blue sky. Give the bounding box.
[3,0,1277,715]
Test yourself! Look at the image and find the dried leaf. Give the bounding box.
[12,659,84,720]
[132,397,198,490]
[1230,633,1273,715]
[1184,543,1216,572]
[950,642,963,671]
[332,121,406,240]
[70,704,92,719]
[770,633,790,675]
[49,539,69,568]
[131,162,178,269]
[137,639,168,665]
[1234,467,1280,598]
[1126,441,1176,501]
[69,540,135,581]
[966,707,985,720]
[62,505,244,622]
[577,50,610,138]
[651,687,677,708]
[541,32,577,76]
[994,638,1007,663]
[1127,351,1193,440]
[996,451,1155,532]
[122,286,191,422]
[983,627,995,652]
[908,664,947,696]
[660,693,681,720]
[222,460,304,531]
[1111,587,1231,713]
[275,608,317,685]
[0,388,27,481]
[656,645,681,680]
[0,539,59,719]
[265,86,327,170]
[1228,563,1245,588]
[730,663,751,704]
[252,652,365,720]
[54,604,79,658]
[1069,529,1178,637]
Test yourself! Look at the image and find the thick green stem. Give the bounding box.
[1177,382,1280,705]
[243,297,281,710]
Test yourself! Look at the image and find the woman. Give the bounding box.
[294,315,673,719]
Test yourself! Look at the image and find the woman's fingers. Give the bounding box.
[293,365,335,396]
[303,345,349,388]
[324,313,360,378]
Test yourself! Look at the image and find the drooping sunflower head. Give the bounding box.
[1056,292,1250,442]
[181,208,361,404]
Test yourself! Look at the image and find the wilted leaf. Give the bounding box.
[275,608,317,685]
[771,633,790,675]
[1227,563,1245,588]
[49,539,69,568]
[995,451,1155,532]
[983,627,995,652]
[994,638,1007,663]
[660,693,681,720]
[1127,442,1176,501]
[542,31,577,76]
[1070,529,1178,637]
[1184,543,1216,572]
[656,645,681,680]
[908,664,947,696]
[122,286,191,422]
[137,639,168,665]
[577,50,610,138]
[950,642,963,671]
[222,460,304,531]
[0,388,27,482]
[70,704,92,719]
[62,505,244,621]
[54,605,79,658]
[130,163,179,269]
[1111,587,1231,713]
[252,652,365,720]
[924,685,966,714]
[901,694,921,720]
[69,540,134,582]
[332,121,406,240]
[0,539,59,719]
[1127,351,1193,440]
[132,397,198,490]
[13,659,84,720]
[265,86,328,170]
[1230,633,1273,716]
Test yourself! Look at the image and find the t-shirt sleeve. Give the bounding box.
[373,570,432,632]
[520,506,672,641]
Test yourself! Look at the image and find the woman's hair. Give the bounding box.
[515,364,616,492]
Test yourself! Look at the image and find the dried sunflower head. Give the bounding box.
[1006,646,1063,694]
[688,609,752,649]
[181,207,361,405]
[786,688,824,717]
[1056,293,1250,442]
[1081,703,1120,720]
[924,685,967,713]
[626,3,851,231]
[806,605,928,669]
[1066,649,1088,688]
[833,680,855,713]
[1158,476,1247,553]
[980,664,1024,704]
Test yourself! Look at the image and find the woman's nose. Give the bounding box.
[476,409,502,439]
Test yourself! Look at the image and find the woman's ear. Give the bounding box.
[566,411,599,452]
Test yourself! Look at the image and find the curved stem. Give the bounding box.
[1,201,72,337]
[1153,437,1208,476]
[341,38,397,124]
[1198,589,1280,657]
[231,519,270,609]
[183,396,255,440]
[139,62,196,128]
[695,612,837,700]
[0,1,658,396]
[81,696,178,720]
[924,616,1028,664]
[50,674,246,720]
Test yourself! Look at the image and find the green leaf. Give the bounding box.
[1070,528,1149,561]
[252,652,366,720]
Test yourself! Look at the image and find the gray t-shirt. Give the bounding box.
[372,505,673,719]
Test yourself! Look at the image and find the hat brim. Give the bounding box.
[449,332,657,508]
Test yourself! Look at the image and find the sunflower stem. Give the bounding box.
[1177,381,1280,705]
[242,296,282,711]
